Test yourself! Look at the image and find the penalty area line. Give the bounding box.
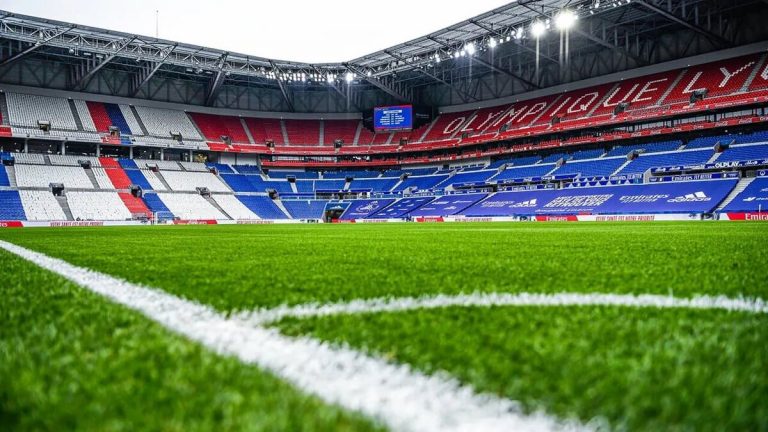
[0,240,588,432]
[239,291,768,325]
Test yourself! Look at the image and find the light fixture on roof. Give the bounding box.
[555,9,578,30]
[345,72,354,83]
[514,27,525,40]
[488,38,497,48]
[465,43,476,56]
[531,20,546,38]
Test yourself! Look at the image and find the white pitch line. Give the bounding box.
[0,240,587,432]
[239,291,768,325]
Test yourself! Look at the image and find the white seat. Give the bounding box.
[156,193,226,220]
[212,194,259,220]
[67,191,132,220]
[134,106,203,140]
[15,164,93,189]
[18,190,67,221]
[160,171,230,192]
[6,93,78,130]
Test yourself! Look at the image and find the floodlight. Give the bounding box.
[531,21,546,38]
[555,10,577,30]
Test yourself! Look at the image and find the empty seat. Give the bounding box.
[67,191,132,220]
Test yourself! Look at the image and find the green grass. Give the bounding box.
[276,306,768,432]
[1,222,767,431]
[0,250,381,432]
[0,223,766,311]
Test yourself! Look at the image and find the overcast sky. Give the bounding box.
[0,0,511,63]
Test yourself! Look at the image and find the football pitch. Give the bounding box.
[1,222,766,431]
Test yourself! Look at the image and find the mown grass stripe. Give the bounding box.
[0,239,587,432]
[239,291,768,325]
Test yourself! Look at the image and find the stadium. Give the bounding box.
[0,0,767,431]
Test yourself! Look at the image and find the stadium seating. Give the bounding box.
[284,119,320,145]
[0,190,27,220]
[206,163,236,174]
[550,157,626,177]
[155,193,226,220]
[606,141,682,157]
[410,194,488,217]
[134,106,202,139]
[118,193,152,218]
[73,100,97,132]
[617,150,713,175]
[368,197,433,218]
[6,93,78,130]
[0,166,9,187]
[142,193,174,217]
[67,191,132,220]
[236,196,289,219]
[18,190,65,221]
[392,174,449,192]
[716,144,768,162]
[323,120,359,146]
[569,149,605,161]
[435,170,496,189]
[461,180,737,217]
[491,164,558,182]
[13,153,46,165]
[189,113,250,143]
[49,155,102,167]
[15,164,93,189]
[179,162,209,172]
[341,199,397,220]
[211,194,260,220]
[160,171,230,192]
[244,118,284,145]
[283,200,327,219]
[91,167,116,189]
[722,178,768,212]
[134,159,182,171]
[663,55,760,104]
[349,177,400,193]
[124,170,153,190]
[140,170,169,191]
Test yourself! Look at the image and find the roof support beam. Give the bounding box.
[270,61,295,112]
[384,50,479,103]
[0,25,75,67]
[131,44,177,97]
[571,29,647,66]
[344,63,410,102]
[468,19,558,65]
[428,36,539,91]
[633,0,732,48]
[72,36,136,91]
[205,53,229,106]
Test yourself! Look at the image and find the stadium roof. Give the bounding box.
[0,0,766,112]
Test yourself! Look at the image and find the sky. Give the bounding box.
[0,0,512,63]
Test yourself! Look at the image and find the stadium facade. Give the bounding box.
[1,1,768,226]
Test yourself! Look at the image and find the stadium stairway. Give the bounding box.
[716,177,756,211]
[153,171,173,190]
[203,195,233,220]
[55,196,74,220]
[5,165,18,187]
[272,199,293,219]
[83,167,102,189]
[0,92,10,126]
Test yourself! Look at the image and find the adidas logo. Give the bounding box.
[512,199,538,208]
[668,192,711,203]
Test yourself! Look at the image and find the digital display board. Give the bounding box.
[374,105,413,131]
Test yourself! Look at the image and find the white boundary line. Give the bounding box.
[239,291,768,325]
[0,240,587,432]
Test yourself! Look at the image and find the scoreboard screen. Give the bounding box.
[374,105,413,131]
